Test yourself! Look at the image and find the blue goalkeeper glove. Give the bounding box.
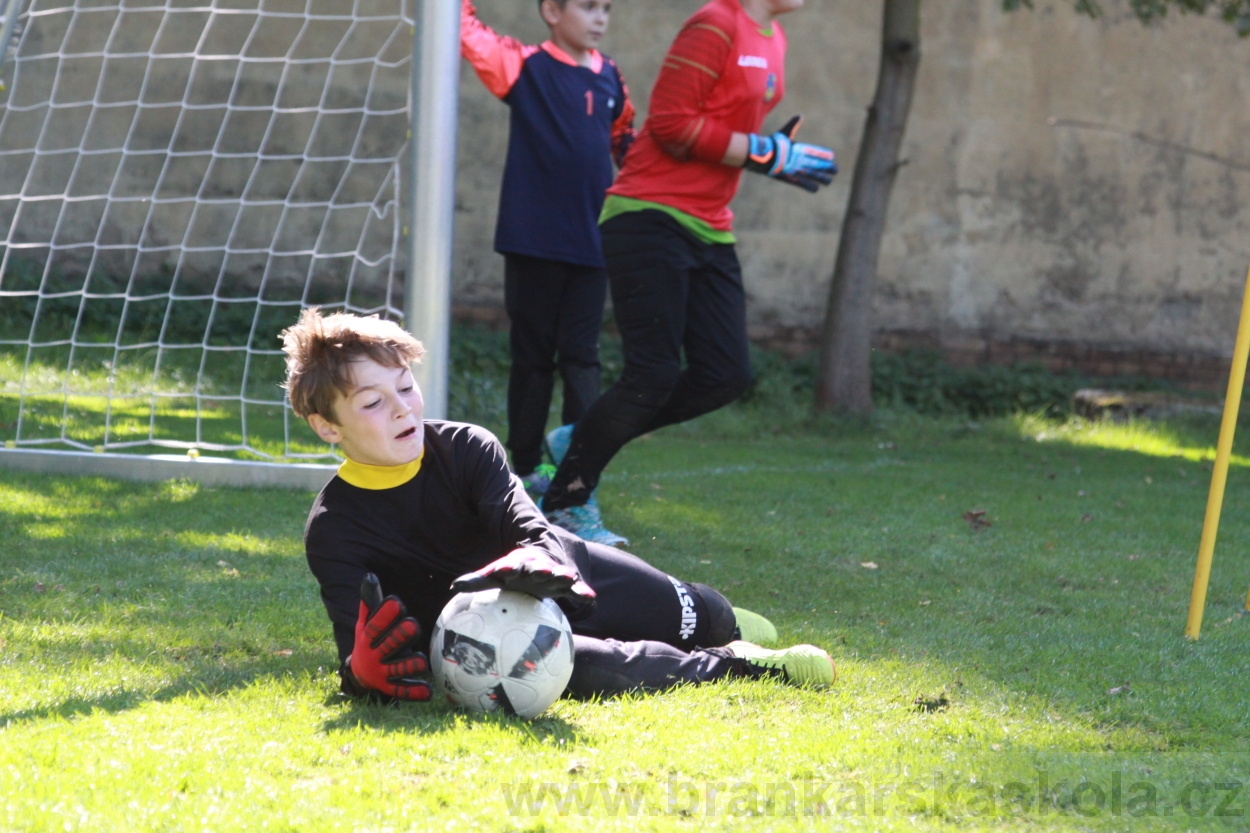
[743,115,837,192]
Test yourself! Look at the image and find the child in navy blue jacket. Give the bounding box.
[461,0,634,513]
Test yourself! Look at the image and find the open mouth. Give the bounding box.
[396,426,417,440]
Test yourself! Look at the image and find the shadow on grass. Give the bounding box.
[320,696,588,743]
[0,659,306,727]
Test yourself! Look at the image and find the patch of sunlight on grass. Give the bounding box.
[632,499,727,531]
[172,530,292,557]
[155,480,200,502]
[24,523,68,540]
[0,487,88,517]
[1016,414,1241,464]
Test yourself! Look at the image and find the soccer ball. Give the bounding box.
[430,589,575,719]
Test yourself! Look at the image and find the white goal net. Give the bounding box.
[0,0,415,467]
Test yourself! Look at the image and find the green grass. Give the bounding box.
[2,411,1248,830]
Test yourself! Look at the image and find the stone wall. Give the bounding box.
[455,0,1250,375]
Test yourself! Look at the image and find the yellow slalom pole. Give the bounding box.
[1186,260,1250,639]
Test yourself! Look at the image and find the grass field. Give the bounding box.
[2,410,1249,831]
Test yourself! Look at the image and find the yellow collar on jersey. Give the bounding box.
[337,450,423,490]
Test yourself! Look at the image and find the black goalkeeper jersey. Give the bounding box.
[304,420,590,661]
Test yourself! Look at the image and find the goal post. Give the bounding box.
[0,0,458,489]
[406,0,458,424]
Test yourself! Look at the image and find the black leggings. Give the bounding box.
[564,539,743,697]
[543,211,752,510]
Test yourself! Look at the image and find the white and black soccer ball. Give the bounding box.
[430,589,575,719]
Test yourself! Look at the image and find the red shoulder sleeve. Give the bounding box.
[460,0,540,99]
[644,3,737,163]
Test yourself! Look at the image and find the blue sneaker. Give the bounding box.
[544,423,574,466]
[518,463,556,500]
[545,501,629,548]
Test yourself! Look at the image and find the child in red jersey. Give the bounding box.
[540,0,837,544]
[281,308,836,703]
[461,0,635,517]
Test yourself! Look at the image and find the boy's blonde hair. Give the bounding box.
[281,307,425,421]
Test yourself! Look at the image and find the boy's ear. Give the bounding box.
[539,0,560,27]
[308,412,344,444]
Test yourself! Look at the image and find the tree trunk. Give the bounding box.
[814,0,921,415]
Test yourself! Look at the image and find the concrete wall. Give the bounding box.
[455,0,1250,367]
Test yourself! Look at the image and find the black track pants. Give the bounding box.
[543,211,752,510]
[504,254,607,475]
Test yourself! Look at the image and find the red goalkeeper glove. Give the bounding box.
[744,115,837,192]
[344,573,432,701]
[449,548,596,604]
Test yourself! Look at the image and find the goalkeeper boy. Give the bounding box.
[282,307,835,701]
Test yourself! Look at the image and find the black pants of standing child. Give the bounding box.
[542,210,753,511]
[504,254,608,475]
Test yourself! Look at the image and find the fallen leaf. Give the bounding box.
[1080,513,1094,523]
[1109,684,1131,696]
[962,509,992,531]
[33,582,45,593]
[860,561,879,570]
[919,600,932,606]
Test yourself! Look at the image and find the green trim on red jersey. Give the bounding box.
[599,195,736,245]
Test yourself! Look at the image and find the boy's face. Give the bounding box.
[308,358,424,467]
[541,0,610,57]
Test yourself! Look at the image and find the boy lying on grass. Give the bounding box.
[281,308,835,702]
